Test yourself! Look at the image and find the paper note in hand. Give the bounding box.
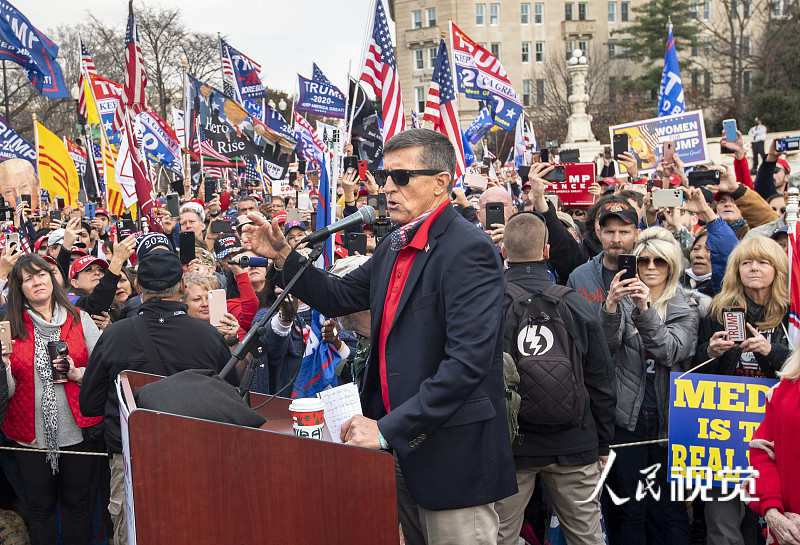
[318,382,363,444]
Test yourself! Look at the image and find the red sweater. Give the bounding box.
[2,313,102,444]
[227,272,259,341]
[748,379,800,517]
[734,156,754,190]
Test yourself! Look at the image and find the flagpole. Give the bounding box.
[32,113,38,175]
[345,0,377,142]
[217,33,225,88]
[2,61,8,120]
[182,59,191,200]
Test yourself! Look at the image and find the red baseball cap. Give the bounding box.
[94,208,110,218]
[34,236,49,252]
[668,174,682,186]
[273,211,287,224]
[69,255,108,280]
[777,158,791,175]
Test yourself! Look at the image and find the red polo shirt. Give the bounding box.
[378,200,450,412]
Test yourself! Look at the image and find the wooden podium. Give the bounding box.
[118,371,399,544]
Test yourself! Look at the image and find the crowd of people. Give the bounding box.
[0,124,795,545]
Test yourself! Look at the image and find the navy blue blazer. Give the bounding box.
[275,203,517,510]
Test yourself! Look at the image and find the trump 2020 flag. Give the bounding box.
[292,310,341,398]
[296,75,347,119]
[465,105,494,144]
[0,115,35,164]
[658,24,686,118]
[0,2,70,98]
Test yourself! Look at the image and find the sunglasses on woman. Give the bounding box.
[372,169,443,187]
[636,256,669,267]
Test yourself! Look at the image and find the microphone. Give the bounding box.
[300,206,377,245]
[230,255,270,268]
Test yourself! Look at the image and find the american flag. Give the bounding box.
[640,123,662,156]
[244,157,262,182]
[410,109,420,128]
[77,40,97,119]
[312,63,332,85]
[360,0,406,142]
[113,1,148,132]
[219,38,241,101]
[192,123,230,162]
[486,148,496,160]
[422,39,466,177]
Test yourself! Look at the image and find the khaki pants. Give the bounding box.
[109,453,128,545]
[495,462,605,545]
[395,457,499,545]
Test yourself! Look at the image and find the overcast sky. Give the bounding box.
[23,0,386,94]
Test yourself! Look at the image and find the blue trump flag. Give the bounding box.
[461,129,475,165]
[292,310,341,398]
[296,75,347,119]
[658,24,686,117]
[316,155,334,267]
[0,2,69,98]
[221,38,267,100]
[0,115,35,163]
[465,104,494,144]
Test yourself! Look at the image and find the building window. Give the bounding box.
[743,35,751,56]
[773,0,785,18]
[536,41,545,62]
[703,0,711,19]
[565,40,575,58]
[426,8,436,26]
[691,71,700,88]
[579,2,588,19]
[523,79,533,106]
[476,4,486,25]
[743,0,751,17]
[704,71,712,96]
[691,38,698,57]
[521,3,530,23]
[490,3,500,24]
[491,42,501,60]
[621,1,630,21]
[479,42,488,49]
[744,71,752,93]
[609,77,617,103]
[690,0,698,18]
[415,87,425,113]
[608,2,617,21]
[608,40,616,59]
[537,79,546,106]
[414,49,424,70]
[522,42,531,63]
[579,39,589,53]
[428,46,437,68]
[703,37,712,56]
[535,2,544,23]
[412,10,422,29]
[565,3,574,20]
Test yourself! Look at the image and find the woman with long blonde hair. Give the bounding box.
[699,236,790,379]
[696,235,791,545]
[601,226,702,545]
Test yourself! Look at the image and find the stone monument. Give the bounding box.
[563,49,602,161]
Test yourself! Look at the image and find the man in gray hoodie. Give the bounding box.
[567,200,640,309]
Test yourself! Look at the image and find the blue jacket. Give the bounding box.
[705,217,738,294]
[270,203,517,510]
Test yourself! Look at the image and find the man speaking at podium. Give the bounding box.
[244,129,516,545]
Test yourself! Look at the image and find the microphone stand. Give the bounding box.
[219,242,325,401]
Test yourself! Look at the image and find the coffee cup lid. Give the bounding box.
[288,398,324,412]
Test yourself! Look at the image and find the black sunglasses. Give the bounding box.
[372,169,443,187]
[637,256,669,267]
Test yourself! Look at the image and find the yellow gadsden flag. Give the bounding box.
[34,122,80,207]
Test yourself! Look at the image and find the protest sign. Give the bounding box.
[547,163,595,207]
[668,372,777,487]
[609,110,708,175]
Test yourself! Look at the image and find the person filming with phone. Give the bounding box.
[695,236,791,545]
[601,227,701,545]
[2,254,103,545]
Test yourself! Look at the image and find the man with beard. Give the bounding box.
[567,199,640,309]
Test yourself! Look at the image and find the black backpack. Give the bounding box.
[504,282,588,436]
